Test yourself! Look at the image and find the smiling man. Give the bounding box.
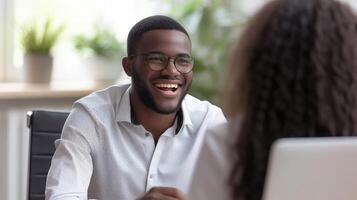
[45,15,226,200]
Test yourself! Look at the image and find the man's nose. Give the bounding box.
[162,59,180,75]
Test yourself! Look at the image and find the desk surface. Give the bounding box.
[0,81,111,100]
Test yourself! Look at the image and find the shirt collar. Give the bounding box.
[116,86,132,123]
[180,99,193,127]
[115,86,193,133]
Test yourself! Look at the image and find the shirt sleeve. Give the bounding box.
[45,104,95,200]
[210,106,227,127]
[187,124,232,200]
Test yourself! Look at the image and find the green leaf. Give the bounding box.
[73,28,124,59]
[20,19,64,55]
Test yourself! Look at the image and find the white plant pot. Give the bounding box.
[85,56,122,84]
[24,53,53,83]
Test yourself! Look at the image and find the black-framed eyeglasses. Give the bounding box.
[131,52,194,74]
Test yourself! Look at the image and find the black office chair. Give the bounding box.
[27,110,69,200]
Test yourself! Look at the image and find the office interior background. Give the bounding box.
[0,0,356,199]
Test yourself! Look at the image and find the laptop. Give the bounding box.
[262,137,357,200]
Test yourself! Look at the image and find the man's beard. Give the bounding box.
[131,69,190,114]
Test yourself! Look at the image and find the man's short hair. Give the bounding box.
[127,15,190,56]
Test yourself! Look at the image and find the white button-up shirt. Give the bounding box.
[45,84,226,200]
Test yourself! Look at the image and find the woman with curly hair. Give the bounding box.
[188,0,357,199]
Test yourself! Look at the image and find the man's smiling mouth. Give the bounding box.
[154,83,179,92]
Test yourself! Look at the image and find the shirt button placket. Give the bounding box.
[147,172,155,189]
[145,131,156,190]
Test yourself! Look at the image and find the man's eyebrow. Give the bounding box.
[176,53,192,57]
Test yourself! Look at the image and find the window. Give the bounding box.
[2,0,356,83]
[0,0,15,81]
[1,0,167,82]
[0,0,4,81]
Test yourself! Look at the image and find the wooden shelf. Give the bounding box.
[0,81,110,100]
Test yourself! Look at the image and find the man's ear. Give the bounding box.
[122,57,132,77]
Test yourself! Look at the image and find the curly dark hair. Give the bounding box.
[226,0,357,199]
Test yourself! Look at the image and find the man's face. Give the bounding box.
[129,30,193,114]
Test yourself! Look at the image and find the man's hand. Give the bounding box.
[138,187,185,200]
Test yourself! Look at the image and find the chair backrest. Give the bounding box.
[27,110,69,200]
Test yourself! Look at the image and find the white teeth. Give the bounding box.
[155,83,178,89]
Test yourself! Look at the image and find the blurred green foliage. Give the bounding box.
[163,0,244,103]
[74,27,124,59]
[21,19,64,55]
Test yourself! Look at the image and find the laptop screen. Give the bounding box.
[262,137,357,200]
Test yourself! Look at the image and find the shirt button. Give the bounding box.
[149,174,155,179]
[145,132,150,137]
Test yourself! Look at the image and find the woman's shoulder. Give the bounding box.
[188,118,240,200]
[205,117,240,149]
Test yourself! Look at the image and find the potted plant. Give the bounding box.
[21,19,64,83]
[74,28,124,83]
